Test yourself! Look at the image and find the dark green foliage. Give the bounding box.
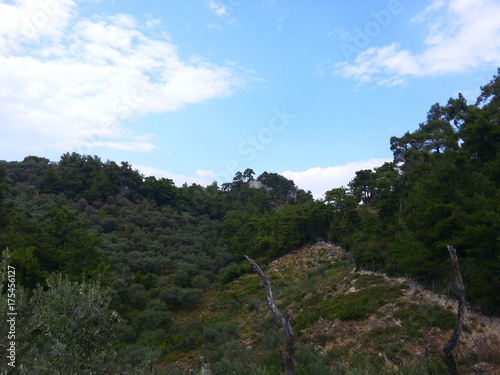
[0,163,9,228]
[137,272,159,289]
[1,203,104,285]
[200,321,269,375]
[40,163,62,194]
[257,171,296,203]
[295,345,332,375]
[393,303,455,334]
[115,324,137,344]
[7,246,47,288]
[349,169,376,205]
[159,286,203,309]
[385,231,439,278]
[203,321,239,345]
[330,284,404,320]
[202,339,265,375]
[124,283,148,309]
[219,261,252,284]
[135,301,172,332]
[295,284,404,330]
[255,313,283,350]
[328,70,500,315]
[246,201,332,258]
[143,176,177,206]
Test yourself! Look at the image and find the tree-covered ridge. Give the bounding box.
[0,70,499,373]
[0,153,324,303]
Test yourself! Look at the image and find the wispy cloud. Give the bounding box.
[92,140,157,153]
[282,158,391,200]
[276,15,285,32]
[205,23,222,31]
[208,0,229,17]
[335,0,500,86]
[145,18,161,29]
[0,1,251,157]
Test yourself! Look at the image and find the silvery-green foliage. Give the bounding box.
[0,251,161,374]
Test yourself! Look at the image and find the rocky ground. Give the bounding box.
[266,242,500,374]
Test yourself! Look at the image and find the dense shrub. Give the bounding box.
[159,286,203,310]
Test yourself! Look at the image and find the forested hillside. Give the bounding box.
[1,70,499,374]
[327,70,500,315]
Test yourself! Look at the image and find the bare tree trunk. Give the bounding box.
[443,245,465,375]
[244,255,295,375]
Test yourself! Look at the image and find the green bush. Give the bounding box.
[393,302,455,335]
[0,269,120,375]
[135,306,172,332]
[179,288,203,309]
[295,284,404,330]
[115,324,137,344]
[219,262,252,284]
[295,345,332,375]
[159,286,203,310]
[191,274,210,290]
[124,283,148,309]
[203,321,239,345]
[140,272,159,289]
[353,274,386,289]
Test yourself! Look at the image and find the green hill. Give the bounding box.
[1,70,500,374]
[153,242,499,374]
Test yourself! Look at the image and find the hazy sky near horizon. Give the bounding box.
[1,0,500,198]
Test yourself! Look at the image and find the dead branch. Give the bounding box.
[244,255,295,375]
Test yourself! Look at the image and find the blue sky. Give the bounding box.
[1,0,500,198]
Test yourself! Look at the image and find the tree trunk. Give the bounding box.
[244,255,295,375]
[442,245,465,375]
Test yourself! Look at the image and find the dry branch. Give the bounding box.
[244,255,295,375]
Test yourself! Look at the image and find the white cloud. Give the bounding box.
[135,165,214,187]
[145,18,161,29]
[205,23,222,31]
[195,169,216,179]
[335,0,500,85]
[135,159,392,198]
[208,0,229,17]
[0,2,250,157]
[282,158,391,200]
[91,141,156,153]
[0,0,75,53]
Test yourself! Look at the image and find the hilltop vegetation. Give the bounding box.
[0,70,500,373]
